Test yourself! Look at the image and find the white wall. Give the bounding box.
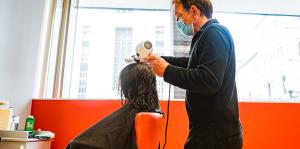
[0,0,44,129]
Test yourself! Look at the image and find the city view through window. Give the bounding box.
[61,6,300,102]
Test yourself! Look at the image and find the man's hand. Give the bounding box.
[144,53,169,77]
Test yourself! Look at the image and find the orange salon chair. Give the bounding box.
[135,112,164,149]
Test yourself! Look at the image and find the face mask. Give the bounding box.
[176,19,194,36]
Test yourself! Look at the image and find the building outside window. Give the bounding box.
[112,27,133,90]
[77,26,91,98]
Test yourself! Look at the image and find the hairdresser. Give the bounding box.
[144,0,242,148]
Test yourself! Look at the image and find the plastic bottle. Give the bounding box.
[13,116,20,130]
[24,115,35,132]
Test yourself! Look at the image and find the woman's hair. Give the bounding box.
[172,0,213,19]
[118,62,160,112]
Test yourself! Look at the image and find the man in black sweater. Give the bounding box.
[145,0,242,148]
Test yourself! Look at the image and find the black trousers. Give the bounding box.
[184,133,242,149]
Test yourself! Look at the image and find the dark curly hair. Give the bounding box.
[118,62,160,112]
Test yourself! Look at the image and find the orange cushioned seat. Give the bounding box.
[135,112,164,149]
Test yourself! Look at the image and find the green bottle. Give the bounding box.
[24,115,35,132]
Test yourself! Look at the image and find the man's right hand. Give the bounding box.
[144,53,169,77]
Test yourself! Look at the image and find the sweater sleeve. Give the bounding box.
[163,28,230,93]
[161,56,189,68]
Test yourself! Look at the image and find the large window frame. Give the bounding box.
[37,0,300,102]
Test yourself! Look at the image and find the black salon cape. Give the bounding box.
[66,103,139,149]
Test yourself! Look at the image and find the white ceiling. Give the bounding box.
[79,0,300,15]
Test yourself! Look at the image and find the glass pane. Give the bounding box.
[62,1,300,102]
[214,13,300,102]
[63,7,172,99]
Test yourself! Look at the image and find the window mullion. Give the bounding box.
[52,0,73,98]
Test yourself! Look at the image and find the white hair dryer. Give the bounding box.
[125,40,153,63]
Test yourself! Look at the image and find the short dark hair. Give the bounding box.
[172,0,213,19]
[118,62,160,112]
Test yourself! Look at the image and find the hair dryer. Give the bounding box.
[125,40,153,63]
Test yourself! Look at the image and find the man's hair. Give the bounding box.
[172,0,213,19]
[118,62,160,112]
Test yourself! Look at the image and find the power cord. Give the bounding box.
[162,84,171,149]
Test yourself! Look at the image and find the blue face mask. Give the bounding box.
[176,19,194,36]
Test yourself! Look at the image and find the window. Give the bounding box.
[214,13,300,102]
[43,0,300,102]
[59,1,172,99]
[298,41,300,56]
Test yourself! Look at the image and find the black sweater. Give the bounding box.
[163,19,241,137]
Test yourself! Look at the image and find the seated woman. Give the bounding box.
[66,62,161,149]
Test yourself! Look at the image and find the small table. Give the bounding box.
[0,138,52,149]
